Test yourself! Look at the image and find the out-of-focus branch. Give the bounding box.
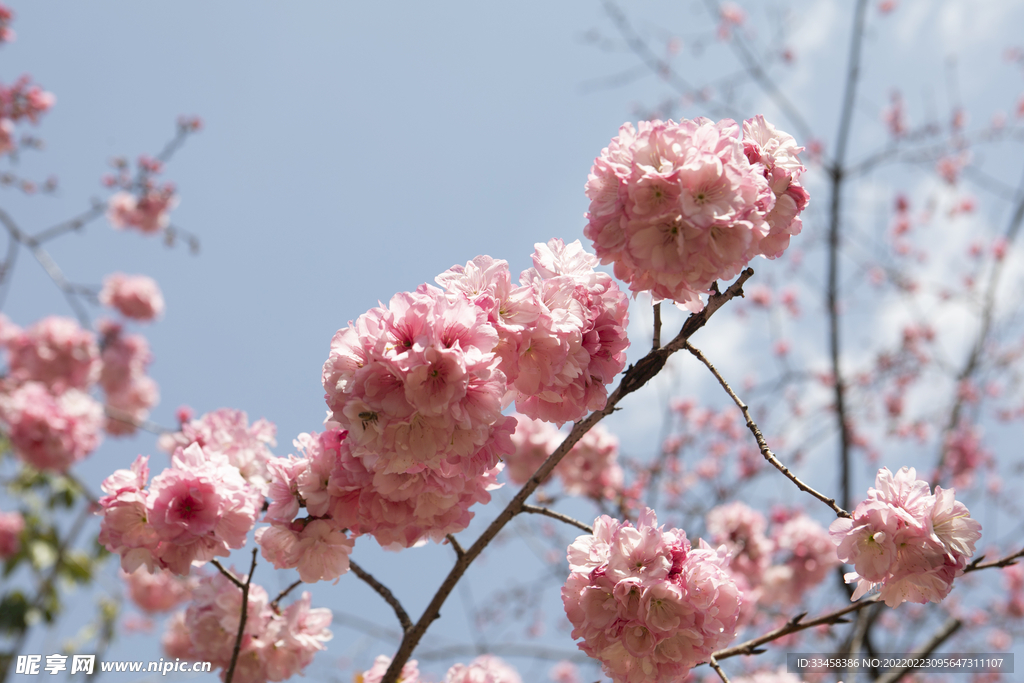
[269,580,303,612]
[686,341,850,518]
[380,270,754,683]
[521,504,594,534]
[103,404,174,435]
[33,201,105,244]
[873,617,961,683]
[963,547,1024,572]
[224,549,257,683]
[350,560,413,634]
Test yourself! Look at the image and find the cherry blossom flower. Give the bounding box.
[166,573,332,683]
[107,188,177,234]
[445,655,523,683]
[830,466,981,608]
[0,509,24,559]
[97,320,159,436]
[562,509,742,682]
[584,117,806,311]
[99,273,165,321]
[4,316,99,392]
[359,655,421,683]
[158,407,277,493]
[122,566,197,613]
[0,382,103,471]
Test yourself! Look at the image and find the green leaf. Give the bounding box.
[0,591,29,634]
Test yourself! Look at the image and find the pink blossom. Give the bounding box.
[558,423,623,500]
[255,518,354,583]
[830,466,981,607]
[167,572,331,682]
[445,655,523,683]
[122,566,196,613]
[158,407,277,493]
[0,76,54,124]
[359,655,420,683]
[97,320,159,436]
[706,502,772,587]
[762,513,838,605]
[0,509,24,559]
[505,414,562,485]
[99,273,165,321]
[5,316,99,391]
[0,382,103,471]
[562,508,742,682]
[549,661,581,683]
[107,188,177,234]
[585,117,806,310]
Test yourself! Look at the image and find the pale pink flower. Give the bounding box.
[505,414,562,485]
[360,655,421,683]
[5,316,99,391]
[122,566,196,613]
[830,466,981,607]
[107,188,177,234]
[706,501,772,587]
[445,655,523,683]
[255,518,354,583]
[562,508,742,682]
[0,509,24,559]
[762,514,838,605]
[158,407,277,493]
[0,382,103,471]
[549,661,581,683]
[558,423,624,500]
[99,273,165,321]
[585,117,805,311]
[97,320,159,436]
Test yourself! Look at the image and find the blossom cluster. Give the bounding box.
[159,407,277,494]
[98,319,159,436]
[163,572,332,683]
[437,239,629,424]
[358,654,522,683]
[97,446,262,575]
[505,415,624,501]
[0,316,105,470]
[584,116,807,310]
[562,509,742,683]
[99,273,165,321]
[122,566,197,614]
[0,73,53,154]
[358,655,421,683]
[107,189,177,234]
[706,502,837,614]
[829,466,981,608]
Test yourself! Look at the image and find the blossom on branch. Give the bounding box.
[99,273,165,321]
[445,655,523,683]
[358,655,421,683]
[0,381,103,471]
[829,466,981,608]
[562,508,742,683]
[584,116,807,310]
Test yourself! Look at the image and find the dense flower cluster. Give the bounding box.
[98,320,159,436]
[761,512,837,606]
[830,466,981,608]
[5,316,99,391]
[0,381,103,471]
[159,407,277,494]
[438,239,629,424]
[584,116,807,310]
[0,74,54,151]
[358,655,420,683]
[122,566,197,614]
[562,509,742,682]
[97,446,263,575]
[0,509,24,559]
[107,188,177,234]
[445,655,523,683]
[505,415,623,500]
[99,273,165,321]
[163,573,331,683]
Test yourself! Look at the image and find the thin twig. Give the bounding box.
[33,202,106,244]
[210,560,245,590]
[963,547,1024,572]
[270,580,303,611]
[103,404,175,435]
[651,302,662,350]
[380,269,754,683]
[350,560,413,633]
[685,342,850,518]
[708,654,731,683]
[445,534,465,559]
[521,505,594,534]
[874,617,961,683]
[224,549,257,683]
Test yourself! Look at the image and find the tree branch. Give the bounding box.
[874,617,961,683]
[210,560,245,590]
[269,580,303,612]
[350,560,413,634]
[224,548,257,683]
[685,342,850,518]
[652,302,662,350]
[521,505,594,534]
[380,270,754,683]
[708,654,731,683]
[445,534,465,559]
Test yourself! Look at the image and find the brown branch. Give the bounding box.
[963,547,1024,573]
[708,654,731,683]
[445,534,465,559]
[380,270,754,683]
[350,560,413,634]
[210,559,245,590]
[874,617,961,683]
[269,579,303,611]
[652,302,662,350]
[521,504,594,534]
[224,548,257,683]
[685,342,850,518]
